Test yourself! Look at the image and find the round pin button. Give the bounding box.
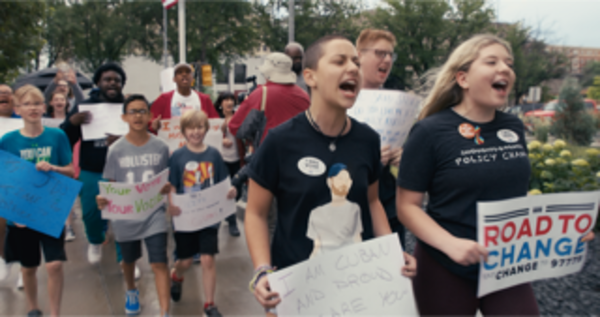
[458,123,475,139]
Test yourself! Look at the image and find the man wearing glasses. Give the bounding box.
[356,29,406,248]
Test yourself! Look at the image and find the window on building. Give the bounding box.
[234,64,247,84]
[216,64,229,84]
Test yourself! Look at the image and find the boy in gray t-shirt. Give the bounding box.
[97,95,171,316]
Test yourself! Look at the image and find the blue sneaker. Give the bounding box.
[125,289,141,315]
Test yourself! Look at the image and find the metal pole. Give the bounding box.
[178,0,186,63]
[163,7,168,68]
[288,0,294,43]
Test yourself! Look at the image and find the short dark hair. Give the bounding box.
[214,91,237,118]
[303,35,350,71]
[93,62,127,86]
[123,94,150,114]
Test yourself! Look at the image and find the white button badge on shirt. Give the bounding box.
[497,129,519,143]
[297,157,327,177]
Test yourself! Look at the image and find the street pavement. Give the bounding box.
[0,200,264,316]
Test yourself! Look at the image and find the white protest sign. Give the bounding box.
[171,177,235,232]
[477,191,600,297]
[347,90,421,148]
[99,168,169,220]
[80,103,128,140]
[157,118,224,154]
[160,68,176,93]
[42,118,65,128]
[267,234,418,316]
[0,117,24,137]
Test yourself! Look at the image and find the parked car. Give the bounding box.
[506,103,543,117]
[523,99,598,131]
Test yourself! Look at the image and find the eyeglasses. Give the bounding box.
[362,49,397,62]
[20,101,45,108]
[125,109,149,115]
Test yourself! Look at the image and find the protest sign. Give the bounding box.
[347,90,421,148]
[157,118,224,153]
[80,103,128,140]
[0,117,24,137]
[477,191,600,297]
[171,177,235,232]
[267,234,418,316]
[42,118,65,128]
[99,168,169,221]
[0,150,82,238]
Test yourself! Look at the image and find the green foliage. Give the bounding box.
[368,0,494,89]
[0,1,46,83]
[534,122,550,143]
[258,0,364,52]
[587,76,600,101]
[502,23,568,104]
[551,78,597,146]
[581,61,600,88]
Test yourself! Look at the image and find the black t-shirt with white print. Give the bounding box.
[398,108,530,280]
[248,113,382,270]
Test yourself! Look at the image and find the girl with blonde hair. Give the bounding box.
[396,34,542,314]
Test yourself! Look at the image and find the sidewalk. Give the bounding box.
[0,201,264,316]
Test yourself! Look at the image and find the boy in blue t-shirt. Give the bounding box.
[168,109,236,317]
[0,84,73,317]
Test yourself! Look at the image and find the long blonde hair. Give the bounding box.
[419,34,513,120]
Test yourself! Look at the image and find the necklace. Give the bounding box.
[306,110,348,152]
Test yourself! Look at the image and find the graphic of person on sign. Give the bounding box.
[307,163,363,258]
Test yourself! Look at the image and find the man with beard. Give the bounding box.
[0,84,16,281]
[61,63,133,265]
[306,163,363,258]
[284,42,308,93]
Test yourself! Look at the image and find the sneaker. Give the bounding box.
[87,244,102,264]
[65,226,76,242]
[16,272,23,290]
[27,309,43,317]
[0,257,9,281]
[228,222,240,237]
[170,271,183,302]
[125,289,141,315]
[204,305,222,317]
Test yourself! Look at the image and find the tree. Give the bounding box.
[587,76,600,101]
[552,78,596,146]
[258,0,364,52]
[367,0,494,90]
[0,2,46,83]
[502,23,568,103]
[581,61,600,88]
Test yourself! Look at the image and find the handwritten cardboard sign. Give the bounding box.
[99,168,169,220]
[347,90,421,148]
[42,118,65,128]
[268,234,418,316]
[0,118,24,138]
[0,150,82,238]
[171,177,235,232]
[157,118,224,153]
[80,103,129,140]
[477,191,600,297]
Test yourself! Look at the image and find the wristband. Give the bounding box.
[249,265,274,293]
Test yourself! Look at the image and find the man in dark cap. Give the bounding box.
[61,63,129,265]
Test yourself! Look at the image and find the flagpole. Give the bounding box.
[178,0,186,63]
[288,0,294,43]
[163,7,168,68]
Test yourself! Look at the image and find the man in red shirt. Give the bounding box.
[228,52,310,143]
[150,63,219,132]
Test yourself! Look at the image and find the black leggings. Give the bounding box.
[413,242,540,316]
[225,161,241,225]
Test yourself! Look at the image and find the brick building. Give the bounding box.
[547,45,600,74]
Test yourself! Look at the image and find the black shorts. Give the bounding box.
[174,227,219,259]
[4,225,66,268]
[118,232,168,264]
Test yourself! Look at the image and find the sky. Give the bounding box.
[367,0,600,49]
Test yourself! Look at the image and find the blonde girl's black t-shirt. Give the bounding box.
[248,113,382,270]
[398,108,530,280]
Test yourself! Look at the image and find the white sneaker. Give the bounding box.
[65,226,76,242]
[0,258,9,281]
[87,244,102,264]
[16,272,23,290]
